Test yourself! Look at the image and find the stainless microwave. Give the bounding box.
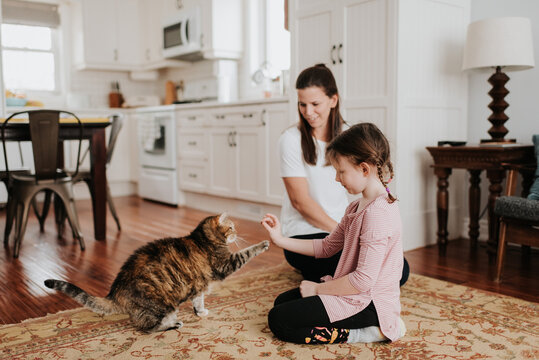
[163,7,202,61]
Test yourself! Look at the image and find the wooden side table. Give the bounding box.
[426,145,534,259]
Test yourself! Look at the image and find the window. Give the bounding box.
[1,23,57,91]
[1,0,60,93]
[265,0,290,73]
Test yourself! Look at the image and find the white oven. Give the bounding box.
[137,109,178,205]
[163,7,202,61]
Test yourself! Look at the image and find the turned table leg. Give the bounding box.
[468,170,482,247]
[486,169,505,262]
[434,167,452,255]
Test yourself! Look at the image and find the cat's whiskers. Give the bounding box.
[232,235,248,249]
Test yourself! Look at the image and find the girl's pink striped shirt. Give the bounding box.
[313,194,403,342]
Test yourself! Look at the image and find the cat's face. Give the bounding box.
[216,213,238,244]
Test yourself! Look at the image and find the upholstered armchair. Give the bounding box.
[493,135,539,282]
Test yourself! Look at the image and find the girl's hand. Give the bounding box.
[260,213,283,246]
[299,280,319,298]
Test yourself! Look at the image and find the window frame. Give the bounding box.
[1,22,62,94]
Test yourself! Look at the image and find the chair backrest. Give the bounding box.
[106,114,124,165]
[2,110,83,181]
[77,113,123,167]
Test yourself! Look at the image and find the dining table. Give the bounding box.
[1,116,111,240]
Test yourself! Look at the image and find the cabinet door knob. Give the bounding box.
[331,45,336,65]
[188,141,197,146]
[338,43,343,64]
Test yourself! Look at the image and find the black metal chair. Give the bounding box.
[2,110,85,258]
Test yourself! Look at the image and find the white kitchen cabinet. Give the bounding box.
[139,0,164,64]
[177,110,209,193]
[137,0,188,70]
[200,0,243,60]
[178,158,208,192]
[71,0,141,71]
[291,0,396,134]
[292,2,337,80]
[207,125,265,202]
[207,106,265,202]
[290,0,470,250]
[176,100,289,205]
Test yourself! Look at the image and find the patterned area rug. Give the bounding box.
[0,264,537,359]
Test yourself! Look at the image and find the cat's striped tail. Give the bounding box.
[44,279,119,315]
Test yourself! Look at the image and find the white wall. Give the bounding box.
[396,0,470,251]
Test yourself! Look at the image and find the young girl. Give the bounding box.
[261,123,406,344]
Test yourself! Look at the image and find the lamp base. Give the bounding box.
[485,66,512,142]
[480,138,516,144]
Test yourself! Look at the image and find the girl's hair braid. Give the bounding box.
[326,123,397,203]
[376,161,396,203]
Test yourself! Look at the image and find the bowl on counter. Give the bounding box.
[6,98,27,107]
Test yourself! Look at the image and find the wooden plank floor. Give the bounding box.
[1,196,537,325]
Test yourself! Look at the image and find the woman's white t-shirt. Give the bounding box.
[279,126,349,237]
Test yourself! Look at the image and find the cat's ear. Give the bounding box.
[218,213,228,224]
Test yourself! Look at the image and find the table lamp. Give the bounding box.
[462,17,535,143]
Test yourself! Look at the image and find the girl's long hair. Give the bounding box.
[296,64,344,165]
[326,123,397,203]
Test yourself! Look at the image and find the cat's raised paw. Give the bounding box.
[195,308,209,317]
[261,240,270,250]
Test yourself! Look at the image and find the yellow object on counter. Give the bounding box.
[24,100,44,107]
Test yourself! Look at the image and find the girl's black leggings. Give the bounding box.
[284,233,410,285]
[268,287,380,344]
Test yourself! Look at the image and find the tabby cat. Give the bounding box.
[44,213,269,332]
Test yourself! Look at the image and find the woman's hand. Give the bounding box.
[260,213,284,247]
[299,280,319,297]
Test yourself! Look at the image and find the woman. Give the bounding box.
[279,64,409,284]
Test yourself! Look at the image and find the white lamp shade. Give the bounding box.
[462,17,535,71]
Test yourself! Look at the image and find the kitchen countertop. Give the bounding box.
[5,96,290,115]
[133,96,290,113]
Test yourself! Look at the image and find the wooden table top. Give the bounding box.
[0,117,110,124]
